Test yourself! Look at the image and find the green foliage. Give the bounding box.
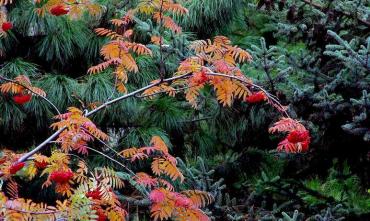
[246,37,292,93]
[1,58,40,78]
[0,30,18,56]
[37,74,80,112]
[10,0,102,67]
[0,95,27,131]
[120,127,170,149]
[142,97,188,132]
[36,18,92,65]
[300,160,370,214]
[178,0,244,36]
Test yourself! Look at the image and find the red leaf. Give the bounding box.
[301,140,310,152]
[135,172,158,188]
[0,158,6,165]
[34,160,49,169]
[192,71,209,85]
[277,137,310,153]
[213,60,232,73]
[174,194,191,207]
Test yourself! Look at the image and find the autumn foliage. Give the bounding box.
[0,0,312,220]
[269,118,311,153]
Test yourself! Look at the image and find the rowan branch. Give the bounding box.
[17,73,192,163]
[204,69,289,117]
[16,69,287,167]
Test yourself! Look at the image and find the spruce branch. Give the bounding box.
[300,0,370,27]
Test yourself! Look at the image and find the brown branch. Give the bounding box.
[17,70,288,162]
[85,73,192,117]
[16,69,288,167]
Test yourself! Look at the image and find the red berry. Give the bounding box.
[0,158,6,165]
[50,5,69,16]
[199,72,208,83]
[86,189,101,200]
[245,91,267,103]
[50,170,73,184]
[287,130,310,143]
[13,94,32,105]
[95,208,107,221]
[34,160,48,169]
[9,162,25,174]
[2,22,12,32]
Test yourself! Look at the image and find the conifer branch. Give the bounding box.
[301,0,370,27]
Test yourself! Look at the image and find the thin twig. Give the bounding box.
[17,127,66,163]
[17,70,287,163]
[85,146,149,196]
[80,127,137,177]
